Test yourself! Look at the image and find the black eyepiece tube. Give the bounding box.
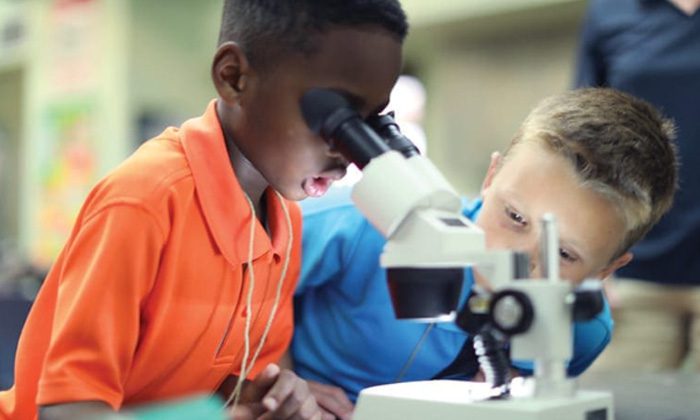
[367,113,420,159]
[300,88,390,169]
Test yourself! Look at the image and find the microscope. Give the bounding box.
[301,89,614,420]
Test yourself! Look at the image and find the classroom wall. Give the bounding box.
[126,0,220,145]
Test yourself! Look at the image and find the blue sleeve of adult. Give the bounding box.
[574,0,607,88]
[512,297,613,377]
[297,187,372,293]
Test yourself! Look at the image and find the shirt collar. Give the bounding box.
[180,100,288,265]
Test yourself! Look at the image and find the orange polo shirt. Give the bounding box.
[0,100,301,419]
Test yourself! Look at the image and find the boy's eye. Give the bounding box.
[505,206,527,227]
[559,248,577,263]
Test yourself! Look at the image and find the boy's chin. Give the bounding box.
[274,185,315,202]
[274,188,304,202]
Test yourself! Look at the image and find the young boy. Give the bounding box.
[0,1,407,419]
[289,88,678,419]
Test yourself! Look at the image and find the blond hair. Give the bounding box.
[505,88,678,259]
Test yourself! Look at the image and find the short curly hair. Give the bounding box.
[218,0,408,70]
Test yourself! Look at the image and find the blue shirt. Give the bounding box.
[292,187,613,401]
[576,0,700,284]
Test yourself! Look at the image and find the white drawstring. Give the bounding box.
[226,190,293,410]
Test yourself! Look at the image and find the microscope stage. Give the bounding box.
[353,380,613,420]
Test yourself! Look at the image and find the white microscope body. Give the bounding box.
[350,148,613,420]
[300,88,614,420]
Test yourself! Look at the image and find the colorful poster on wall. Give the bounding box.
[29,0,102,265]
[34,100,97,266]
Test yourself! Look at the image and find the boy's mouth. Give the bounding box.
[302,169,346,197]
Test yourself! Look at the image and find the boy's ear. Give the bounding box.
[597,251,633,281]
[480,151,502,194]
[211,41,251,104]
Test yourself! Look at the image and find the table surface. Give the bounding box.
[578,371,700,420]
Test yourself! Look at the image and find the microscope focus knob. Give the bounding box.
[572,287,605,321]
[489,290,534,335]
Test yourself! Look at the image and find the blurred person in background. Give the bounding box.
[575,0,700,371]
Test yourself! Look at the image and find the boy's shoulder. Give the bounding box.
[105,127,192,196]
[89,128,194,212]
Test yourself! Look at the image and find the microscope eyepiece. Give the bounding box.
[366,113,421,158]
[300,88,390,169]
[300,88,354,137]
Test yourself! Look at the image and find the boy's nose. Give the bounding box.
[525,239,561,279]
[498,233,544,279]
[523,240,542,278]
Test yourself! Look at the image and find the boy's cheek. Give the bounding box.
[479,218,513,250]
[559,268,584,285]
[475,210,496,242]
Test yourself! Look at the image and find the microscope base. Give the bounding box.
[354,380,613,420]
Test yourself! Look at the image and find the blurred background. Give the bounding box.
[0,0,585,273]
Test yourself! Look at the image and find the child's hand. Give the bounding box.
[229,363,322,420]
[307,381,354,420]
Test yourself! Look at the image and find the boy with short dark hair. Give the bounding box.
[0,1,407,419]
[290,88,678,419]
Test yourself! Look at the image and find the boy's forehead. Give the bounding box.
[500,140,561,174]
[300,26,402,114]
[496,141,590,211]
